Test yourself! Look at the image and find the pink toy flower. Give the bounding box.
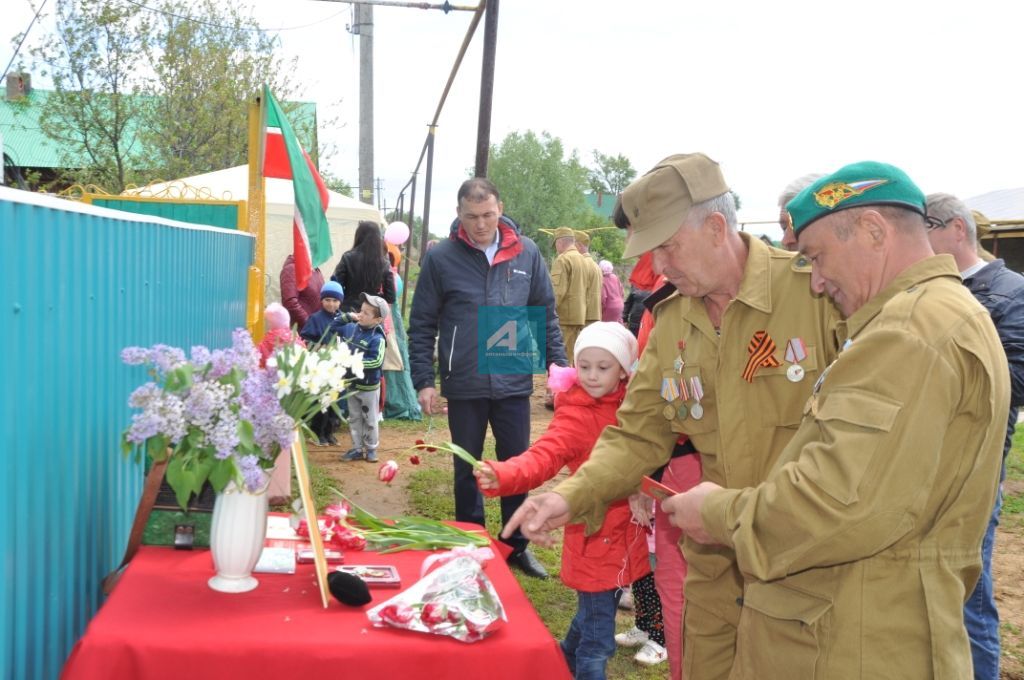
[547,363,578,393]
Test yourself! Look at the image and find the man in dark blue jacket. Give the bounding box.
[926,192,1024,680]
[410,177,567,578]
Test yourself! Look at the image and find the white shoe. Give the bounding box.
[614,626,648,648]
[634,639,668,666]
[617,588,634,611]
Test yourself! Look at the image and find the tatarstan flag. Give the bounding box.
[262,85,331,291]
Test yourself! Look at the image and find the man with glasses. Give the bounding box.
[926,192,1024,680]
[660,162,1008,678]
[409,177,566,580]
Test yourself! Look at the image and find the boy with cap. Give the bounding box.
[664,161,1009,678]
[338,293,388,463]
[476,322,650,680]
[301,281,347,445]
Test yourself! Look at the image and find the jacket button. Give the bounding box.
[736,597,744,606]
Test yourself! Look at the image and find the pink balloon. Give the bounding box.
[384,221,410,245]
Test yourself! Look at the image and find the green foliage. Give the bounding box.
[29,0,153,192]
[138,0,299,181]
[588,150,636,195]
[323,170,354,198]
[1008,425,1024,481]
[487,130,590,239]
[26,0,320,191]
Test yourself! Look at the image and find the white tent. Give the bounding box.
[124,164,384,302]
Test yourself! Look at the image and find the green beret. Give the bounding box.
[553,226,575,240]
[786,161,926,235]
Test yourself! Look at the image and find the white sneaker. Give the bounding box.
[617,588,634,611]
[614,626,648,648]
[634,639,668,666]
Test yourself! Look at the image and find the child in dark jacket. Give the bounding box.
[338,293,388,463]
[475,322,649,680]
[300,281,347,445]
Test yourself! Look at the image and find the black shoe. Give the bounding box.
[508,549,548,579]
[326,434,338,446]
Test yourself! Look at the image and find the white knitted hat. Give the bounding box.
[574,322,638,374]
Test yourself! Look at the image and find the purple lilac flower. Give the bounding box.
[150,344,187,375]
[190,345,212,367]
[208,414,240,459]
[126,409,164,444]
[128,382,161,409]
[121,347,151,365]
[238,454,267,492]
[183,380,232,430]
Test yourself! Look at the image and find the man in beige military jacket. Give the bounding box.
[550,226,588,362]
[574,230,603,326]
[666,161,1009,679]
[503,152,841,680]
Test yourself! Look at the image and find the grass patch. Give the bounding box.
[1008,427,1024,481]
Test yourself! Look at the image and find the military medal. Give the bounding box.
[674,339,686,374]
[676,404,688,419]
[689,375,705,420]
[784,338,808,383]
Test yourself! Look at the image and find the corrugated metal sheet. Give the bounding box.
[0,186,254,680]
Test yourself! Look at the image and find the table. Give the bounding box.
[62,533,570,679]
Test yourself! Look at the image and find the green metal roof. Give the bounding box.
[0,90,74,168]
[1,89,318,170]
[584,191,618,219]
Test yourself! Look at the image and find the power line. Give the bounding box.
[2,0,49,83]
[120,0,348,33]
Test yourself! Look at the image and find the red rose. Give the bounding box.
[420,602,448,626]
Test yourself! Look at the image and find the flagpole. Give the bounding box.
[246,90,268,342]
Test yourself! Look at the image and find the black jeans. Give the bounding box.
[446,396,530,554]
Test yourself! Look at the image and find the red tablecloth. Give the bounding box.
[62,535,570,680]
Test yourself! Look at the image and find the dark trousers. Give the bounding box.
[447,396,530,554]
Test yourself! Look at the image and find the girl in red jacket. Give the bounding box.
[475,322,649,680]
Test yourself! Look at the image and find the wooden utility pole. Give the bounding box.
[474,0,498,177]
[357,3,375,206]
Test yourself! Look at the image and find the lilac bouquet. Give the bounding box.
[121,328,362,508]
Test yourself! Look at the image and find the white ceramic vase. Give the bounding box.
[208,477,270,593]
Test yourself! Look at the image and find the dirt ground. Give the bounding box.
[308,376,1024,678]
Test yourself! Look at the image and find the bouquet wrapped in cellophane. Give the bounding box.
[366,556,506,643]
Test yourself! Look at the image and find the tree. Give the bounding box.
[486,130,590,240]
[26,0,321,192]
[29,0,153,192]
[587,151,636,195]
[139,0,300,181]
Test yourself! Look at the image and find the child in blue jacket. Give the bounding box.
[338,293,388,463]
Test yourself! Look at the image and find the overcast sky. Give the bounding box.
[5,0,1023,237]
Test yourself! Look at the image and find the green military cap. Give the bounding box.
[553,226,575,240]
[573,230,590,246]
[786,160,927,235]
[620,153,730,258]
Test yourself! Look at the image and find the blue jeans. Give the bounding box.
[561,589,620,680]
[965,487,1001,680]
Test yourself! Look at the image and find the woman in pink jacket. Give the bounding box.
[599,260,625,322]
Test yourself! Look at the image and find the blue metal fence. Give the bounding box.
[0,187,253,680]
